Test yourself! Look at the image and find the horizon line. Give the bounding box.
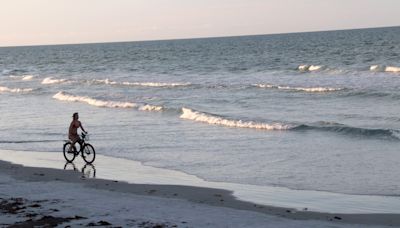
[1,24,399,49]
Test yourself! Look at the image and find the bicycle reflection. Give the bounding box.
[63,162,96,178]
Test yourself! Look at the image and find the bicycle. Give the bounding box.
[63,132,96,164]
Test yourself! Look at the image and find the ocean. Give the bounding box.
[1,26,400,196]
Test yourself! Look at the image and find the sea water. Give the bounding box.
[1,26,400,196]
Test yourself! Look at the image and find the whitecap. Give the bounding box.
[123,82,191,87]
[254,84,343,92]
[308,65,323,71]
[92,79,118,85]
[22,75,34,80]
[92,79,190,87]
[370,65,400,73]
[0,86,34,93]
[298,65,324,72]
[53,91,138,108]
[53,91,165,112]
[42,77,68,85]
[9,75,35,81]
[180,107,292,130]
[138,104,164,111]
[385,66,400,73]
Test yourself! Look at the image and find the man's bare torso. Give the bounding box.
[69,120,81,138]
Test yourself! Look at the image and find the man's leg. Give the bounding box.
[69,138,78,153]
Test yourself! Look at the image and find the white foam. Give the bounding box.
[22,75,34,80]
[123,82,191,87]
[298,65,310,71]
[41,77,68,85]
[0,86,33,93]
[138,104,164,111]
[9,75,34,81]
[92,79,118,85]
[385,66,400,73]
[93,79,190,87]
[180,108,292,130]
[298,65,324,72]
[53,91,165,112]
[53,91,138,108]
[370,65,382,71]
[254,84,342,92]
[370,65,400,73]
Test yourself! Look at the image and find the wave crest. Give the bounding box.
[294,123,400,140]
[298,65,324,72]
[9,75,34,81]
[180,108,292,130]
[53,91,164,111]
[139,104,164,111]
[0,86,34,93]
[53,91,138,108]
[370,65,400,73]
[42,77,68,85]
[254,84,343,92]
[93,79,191,87]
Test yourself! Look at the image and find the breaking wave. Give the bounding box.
[53,91,138,108]
[92,79,191,88]
[179,108,400,140]
[180,108,293,130]
[0,86,34,93]
[370,65,400,73]
[294,122,400,140]
[138,104,164,111]
[341,90,400,99]
[53,91,164,111]
[254,84,343,92]
[42,77,69,85]
[298,65,325,72]
[9,75,34,81]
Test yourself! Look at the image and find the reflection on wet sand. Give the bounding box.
[64,162,96,178]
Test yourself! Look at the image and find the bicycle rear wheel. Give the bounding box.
[63,142,76,162]
[81,144,96,164]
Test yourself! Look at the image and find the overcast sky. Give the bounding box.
[0,0,399,46]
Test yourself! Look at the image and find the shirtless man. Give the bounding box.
[69,112,87,150]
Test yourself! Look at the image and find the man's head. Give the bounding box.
[72,112,79,120]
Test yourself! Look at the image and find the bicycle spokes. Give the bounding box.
[81,144,96,164]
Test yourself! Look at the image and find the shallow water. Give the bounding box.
[1,26,400,195]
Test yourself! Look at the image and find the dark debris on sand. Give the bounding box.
[127,219,178,228]
[1,197,182,228]
[0,198,26,214]
[0,197,85,227]
[86,220,112,226]
[8,215,73,228]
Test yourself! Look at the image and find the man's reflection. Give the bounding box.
[82,163,96,178]
[63,162,96,178]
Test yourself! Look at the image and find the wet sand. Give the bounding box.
[0,150,399,227]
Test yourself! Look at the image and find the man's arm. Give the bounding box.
[79,121,87,133]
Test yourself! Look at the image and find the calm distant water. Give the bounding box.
[1,26,400,195]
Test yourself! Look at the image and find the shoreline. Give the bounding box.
[0,150,399,226]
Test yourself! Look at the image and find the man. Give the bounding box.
[69,112,87,151]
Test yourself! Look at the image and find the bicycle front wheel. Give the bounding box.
[63,142,76,162]
[81,144,96,164]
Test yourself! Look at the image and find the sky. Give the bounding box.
[0,0,399,47]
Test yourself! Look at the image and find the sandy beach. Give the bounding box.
[0,150,398,227]
[1,1,400,227]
